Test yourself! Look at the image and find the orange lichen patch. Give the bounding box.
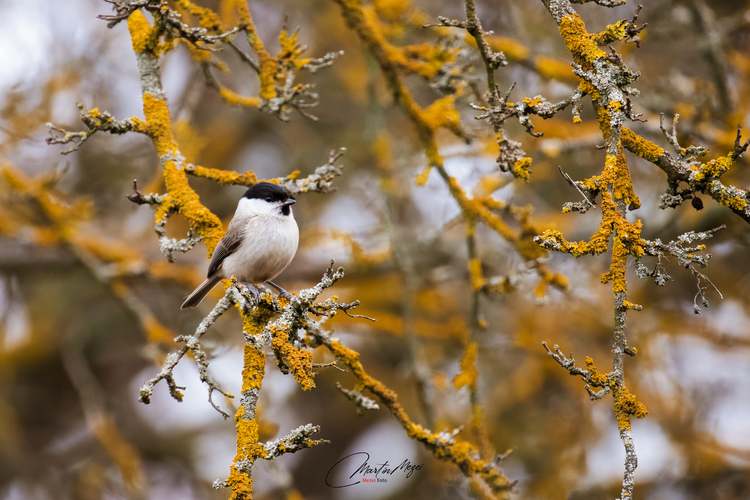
[513,157,532,181]
[227,464,253,500]
[710,183,749,211]
[584,356,608,386]
[453,342,479,391]
[692,155,734,183]
[174,0,222,31]
[278,29,310,68]
[516,232,549,262]
[356,6,445,74]
[613,385,648,431]
[621,127,665,163]
[127,9,174,55]
[522,97,543,108]
[270,326,315,391]
[188,164,258,186]
[468,258,486,292]
[601,237,628,293]
[578,80,600,101]
[595,105,613,140]
[227,404,266,499]
[218,87,261,109]
[591,21,627,46]
[622,300,642,311]
[141,94,177,156]
[606,150,640,208]
[241,342,266,395]
[559,14,606,64]
[236,295,277,339]
[227,342,268,500]
[127,10,159,54]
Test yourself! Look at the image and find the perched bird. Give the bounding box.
[181,182,299,309]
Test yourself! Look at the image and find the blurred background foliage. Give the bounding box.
[1,0,750,499]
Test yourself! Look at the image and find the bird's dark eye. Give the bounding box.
[265,197,273,202]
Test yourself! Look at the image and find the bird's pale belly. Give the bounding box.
[220,218,298,283]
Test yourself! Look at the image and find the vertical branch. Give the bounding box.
[464,0,505,101]
[225,342,267,498]
[535,2,651,498]
[126,8,225,255]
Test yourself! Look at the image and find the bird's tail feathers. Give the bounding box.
[181,275,223,309]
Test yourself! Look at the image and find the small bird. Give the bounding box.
[181,182,299,309]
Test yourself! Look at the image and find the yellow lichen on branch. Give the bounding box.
[584,356,609,386]
[126,15,225,255]
[559,14,606,64]
[127,9,174,55]
[613,385,648,431]
[219,87,262,109]
[233,1,277,100]
[270,326,316,391]
[188,164,259,186]
[227,344,267,499]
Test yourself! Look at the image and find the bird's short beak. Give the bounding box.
[282,199,296,207]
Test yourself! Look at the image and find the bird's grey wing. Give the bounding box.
[206,221,246,277]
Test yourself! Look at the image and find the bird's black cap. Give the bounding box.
[243,182,293,202]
